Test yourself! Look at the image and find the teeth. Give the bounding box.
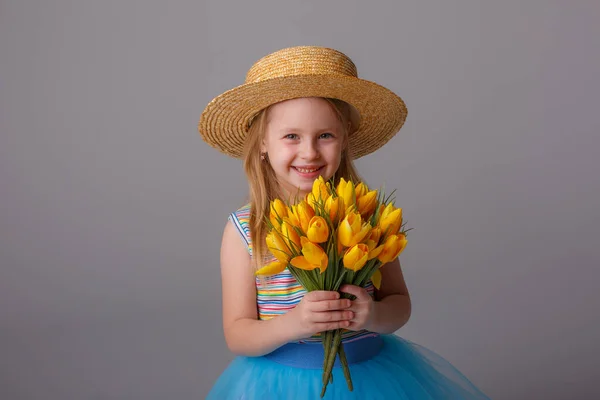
[296,167,320,173]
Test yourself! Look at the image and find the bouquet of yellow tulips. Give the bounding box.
[256,176,409,397]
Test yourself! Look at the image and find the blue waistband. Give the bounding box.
[264,335,384,369]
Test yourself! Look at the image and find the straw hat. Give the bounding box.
[198,46,407,159]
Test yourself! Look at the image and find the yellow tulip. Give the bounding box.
[379,206,403,237]
[280,218,301,253]
[336,177,347,193]
[357,190,378,218]
[370,269,382,290]
[266,231,291,263]
[365,239,384,260]
[336,178,355,208]
[355,182,368,198]
[368,227,382,245]
[290,237,328,273]
[338,211,371,247]
[311,176,331,203]
[269,217,280,231]
[377,233,407,264]
[301,237,328,267]
[343,243,369,272]
[287,205,301,230]
[324,195,344,225]
[255,260,287,276]
[306,216,329,243]
[306,192,318,210]
[379,203,395,221]
[269,199,288,230]
[287,209,300,229]
[290,200,315,234]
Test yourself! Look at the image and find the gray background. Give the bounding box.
[1,0,599,399]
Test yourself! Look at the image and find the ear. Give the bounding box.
[260,139,267,154]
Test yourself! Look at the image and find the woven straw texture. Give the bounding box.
[198,46,407,159]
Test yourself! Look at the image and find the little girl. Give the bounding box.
[198,46,490,399]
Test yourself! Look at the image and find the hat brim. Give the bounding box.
[198,75,407,159]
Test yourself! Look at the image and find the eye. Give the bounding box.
[319,132,335,139]
[284,133,299,140]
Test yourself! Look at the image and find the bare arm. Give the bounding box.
[341,257,412,334]
[220,220,352,357]
[219,220,291,356]
[369,258,412,333]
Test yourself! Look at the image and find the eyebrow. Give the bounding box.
[276,126,339,132]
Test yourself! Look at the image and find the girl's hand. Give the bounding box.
[285,290,354,341]
[339,284,375,331]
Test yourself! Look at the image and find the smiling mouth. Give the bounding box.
[293,166,324,173]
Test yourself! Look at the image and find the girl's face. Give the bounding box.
[262,97,346,198]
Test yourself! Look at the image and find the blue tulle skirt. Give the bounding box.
[207,334,490,399]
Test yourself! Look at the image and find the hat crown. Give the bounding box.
[245,46,358,84]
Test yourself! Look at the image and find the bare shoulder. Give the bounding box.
[220,217,251,266]
[376,258,410,300]
[220,219,258,329]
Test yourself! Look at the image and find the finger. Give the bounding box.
[312,310,354,323]
[311,298,352,312]
[343,321,360,331]
[304,290,340,302]
[315,320,351,331]
[339,284,368,299]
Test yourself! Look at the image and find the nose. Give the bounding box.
[300,139,320,160]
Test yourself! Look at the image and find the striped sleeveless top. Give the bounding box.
[229,203,379,344]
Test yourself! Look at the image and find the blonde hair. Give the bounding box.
[242,98,362,272]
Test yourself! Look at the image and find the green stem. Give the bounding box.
[320,329,343,398]
[322,331,332,384]
[338,342,353,391]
